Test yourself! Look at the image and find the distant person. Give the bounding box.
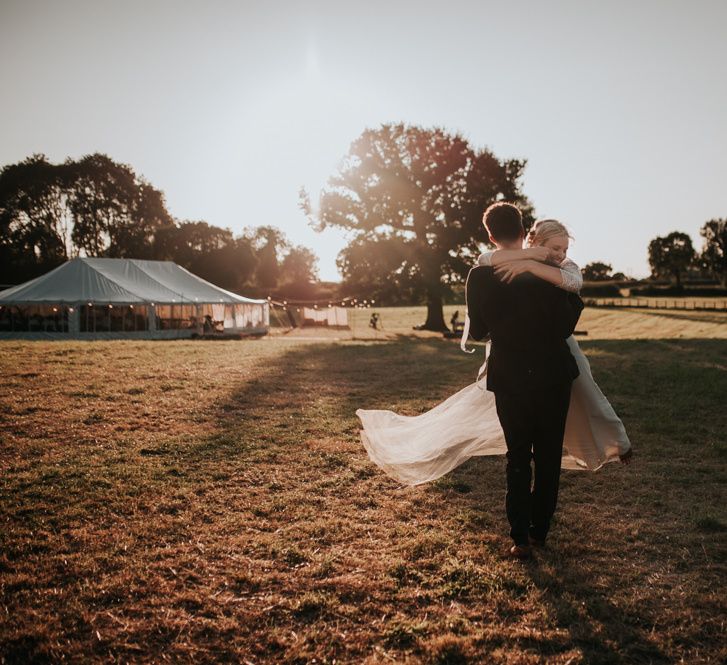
[357,206,632,561]
[369,312,380,330]
[203,314,214,333]
[450,310,464,332]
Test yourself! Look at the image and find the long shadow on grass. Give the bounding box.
[207,336,726,663]
[205,336,726,468]
[528,563,669,663]
[6,337,722,663]
[200,336,481,459]
[435,337,726,663]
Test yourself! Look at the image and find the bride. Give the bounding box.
[356,219,633,486]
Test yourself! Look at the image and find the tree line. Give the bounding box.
[579,224,727,288]
[4,127,725,331]
[0,154,318,297]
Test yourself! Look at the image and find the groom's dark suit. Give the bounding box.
[465,265,584,546]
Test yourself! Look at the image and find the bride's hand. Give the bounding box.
[494,259,536,283]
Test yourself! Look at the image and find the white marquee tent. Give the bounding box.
[0,258,269,340]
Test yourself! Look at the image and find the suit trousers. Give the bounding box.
[494,381,573,546]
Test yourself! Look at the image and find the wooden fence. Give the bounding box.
[585,298,727,312]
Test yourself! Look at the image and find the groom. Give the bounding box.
[465,202,584,560]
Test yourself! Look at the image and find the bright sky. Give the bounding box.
[1,0,725,281]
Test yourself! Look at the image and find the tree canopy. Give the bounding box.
[249,226,289,290]
[581,261,613,282]
[67,153,174,258]
[281,246,319,284]
[335,235,424,305]
[648,232,695,288]
[154,221,257,291]
[301,123,533,330]
[0,153,175,284]
[0,155,74,283]
[699,218,727,286]
[0,153,319,296]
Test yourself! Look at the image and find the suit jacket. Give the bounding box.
[465,265,584,394]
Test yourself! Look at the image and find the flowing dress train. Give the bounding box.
[357,337,631,486]
[356,254,631,486]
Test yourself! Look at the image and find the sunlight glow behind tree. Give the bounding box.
[302,123,532,330]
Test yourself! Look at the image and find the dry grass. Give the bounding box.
[1,307,726,663]
[575,307,727,340]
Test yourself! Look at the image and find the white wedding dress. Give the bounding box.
[357,253,632,486]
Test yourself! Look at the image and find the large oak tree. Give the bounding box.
[302,123,532,330]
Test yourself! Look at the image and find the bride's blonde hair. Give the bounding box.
[526,219,572,247]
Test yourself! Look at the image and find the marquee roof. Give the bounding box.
[0,258,266,305]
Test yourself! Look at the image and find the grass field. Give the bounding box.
[1,307,726,663]
[276,304,727,341]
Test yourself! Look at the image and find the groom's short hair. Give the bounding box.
[483,202,523,243]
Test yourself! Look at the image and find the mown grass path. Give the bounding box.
[1,315,726,663]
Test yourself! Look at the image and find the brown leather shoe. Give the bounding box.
[505,544,532,560]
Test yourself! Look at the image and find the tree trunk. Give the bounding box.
[417,247,448,331]
[421,292,449,332]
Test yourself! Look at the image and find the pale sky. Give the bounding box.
[1,0,725,281]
